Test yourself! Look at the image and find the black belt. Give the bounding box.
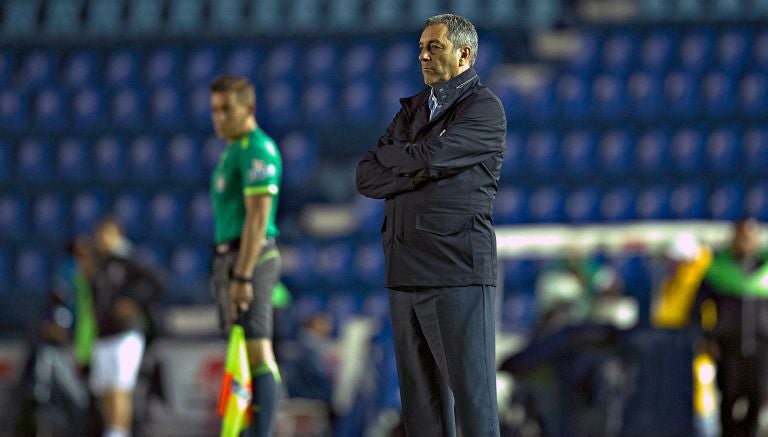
[213,238,275,255]
[214,238,240,255]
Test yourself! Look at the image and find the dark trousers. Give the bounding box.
[389,285,500,437]
[716,339,768,437]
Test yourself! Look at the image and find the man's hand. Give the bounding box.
[228,281,253,321]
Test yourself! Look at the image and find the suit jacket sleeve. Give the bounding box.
[373,94,506,179]
[355,109,418,199]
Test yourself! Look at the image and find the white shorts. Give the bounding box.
[89,331,145,394]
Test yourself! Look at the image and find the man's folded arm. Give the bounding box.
[374,96,506,179]
[355,149,416,199]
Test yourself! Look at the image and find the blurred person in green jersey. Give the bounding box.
[209,75,283,437]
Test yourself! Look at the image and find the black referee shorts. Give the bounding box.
[211,238,281,340]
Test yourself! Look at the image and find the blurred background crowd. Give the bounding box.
[1,0,768,436]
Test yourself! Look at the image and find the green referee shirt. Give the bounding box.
[210,128,282,244]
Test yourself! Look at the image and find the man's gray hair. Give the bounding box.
[424,14,478,66]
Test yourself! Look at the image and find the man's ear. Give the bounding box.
[458,46,472,66]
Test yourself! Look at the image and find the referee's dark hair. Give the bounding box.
[210,75,256,107]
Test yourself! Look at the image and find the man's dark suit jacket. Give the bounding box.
[356,68,507,289]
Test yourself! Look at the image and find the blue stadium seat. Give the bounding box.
[203,135,225,174]
[222,45,257,78]
[262,81,300,126]
[167,0,204,35]
[302,82,338,125]
[709,183,744,220]
[342,80,378,122]
[556,75,590,121]
[565,186,600,223]
[754,31,768,72]
[167,134,202,184]
[62,50,100,90]
[527,75,557,121]
[600,186,636,221]
[739,73,768,116]
[745,183,768,220]
[564,32,600,76]
[0,49,14,88]
[670,128,705,175]
[71,191,107,234]
[528,186,565,223]
[148,191,186,239]
[635,129,670,176]
[494,187,527,224]
[15,247,51,293]
[0,247,10,294]
[0,140,10,182]
[500,292,536,332]
[188,191,213,240]
[343,42,379,82]
[16,138,51,184]
[303,42,340,83]
[44,0,84,37]
[706,126,740,174]
[133,243,169,269]
[679,30,715,74]
[601,33,638,75]
[354,242,385,287]
[72,87,107,129]
[17,50,57,89]
[264,43,300,82]
[628,72,663,120]
[85,0,124,36]
[0,194,29,238]
[669,183,707,219]
[592,74,627,120]
[33,88,67,131]
[378,79,422,123]
[210,0,243,31]
[744,127,768,175]
[716,30,750,73]
[56,137,90,182]
[326,293,360,332]
[701,70,736,117]
[169,244,210,301]
[562,130,597,176]
[492,79,525,122]
[32,193,68,240]
[281,242,319,289]
[111,191,147,239]
[382,39,418,83]
[94,135,127,182]
[186,46,221,85]
[664,71,699,117]
[281,131,319,189]
[315,239,356,287]
[635,185,671,219]
[598,130,633,175]
[128,135,164,182]
[640,31,678,73]
[110,86,146,129]
[127,0,164,36]
[150,84,184,128]
[354,195,384,237]
[187,84,211,126]
[104,49,141,87]
[499,132,524,181]
[0,89,29,131]
[475,33,503,79]
[145,47,183,85]
[525,131,560,176]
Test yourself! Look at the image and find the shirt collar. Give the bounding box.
[430,67,479,106]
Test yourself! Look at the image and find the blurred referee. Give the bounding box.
[209,75,283,436]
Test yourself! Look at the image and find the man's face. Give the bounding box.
[732,219,761,258]
[419,24,463,86]
[210,91,252,141]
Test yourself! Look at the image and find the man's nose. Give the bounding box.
[419,50,430,62]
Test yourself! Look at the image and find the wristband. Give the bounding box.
[230,274,253,284]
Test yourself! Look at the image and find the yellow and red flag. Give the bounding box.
[217,324,252,437]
